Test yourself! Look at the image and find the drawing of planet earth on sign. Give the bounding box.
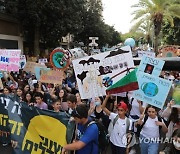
[50,48,71,71]
[141,82,158,97]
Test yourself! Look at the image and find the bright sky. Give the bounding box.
[102,0,139,34]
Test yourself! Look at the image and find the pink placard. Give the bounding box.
[0,49,21,72]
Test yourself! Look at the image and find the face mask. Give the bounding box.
[173,140,180,150]
[95,101,101,106]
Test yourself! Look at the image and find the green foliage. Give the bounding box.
[2,0,122,53]
[121,32,144,42]
[162,18,180,45]
[131,0,180,53]
[74,0,121,47]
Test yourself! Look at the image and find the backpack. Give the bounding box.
[108,115,130,136]
[136,115,162,137]
[113,115,131,134]
[86,119,109,151]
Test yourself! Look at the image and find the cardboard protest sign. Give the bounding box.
[23,62,47,74]
[72,46,134,99]
[35,67,50,80]
[27,56,37,62]
[40,70,64,84]
[19,55,26,69]
[0,49,21,72]
[133,72,172,109]
[138,50,155,58]
[137,55,165,77]
[0,71,3,78]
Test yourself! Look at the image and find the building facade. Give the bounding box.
[0,12,23,51]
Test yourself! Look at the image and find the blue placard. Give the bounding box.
[137,55,165,77]
[0,71,3,78]
[132,72,172,109]
[35,67,50,80]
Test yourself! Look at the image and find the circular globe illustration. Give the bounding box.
[141,82,158,97]
[52,52,67,68]
[50,48,70,71]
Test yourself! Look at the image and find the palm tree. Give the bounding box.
[131,0,180,55]
[130,20,153,46]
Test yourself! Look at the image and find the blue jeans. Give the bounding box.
[140,135,159,154]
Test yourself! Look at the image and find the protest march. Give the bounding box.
[0,45,179,154]
[0,1,180,153]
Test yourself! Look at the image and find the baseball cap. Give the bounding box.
[117,101,128,111]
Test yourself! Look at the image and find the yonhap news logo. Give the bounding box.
[122,132,137,147]
[122,132,174,147]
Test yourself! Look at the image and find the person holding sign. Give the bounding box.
[101,94,132,154]
[136,105,168,154]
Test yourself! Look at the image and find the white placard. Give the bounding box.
[72,46,134,99]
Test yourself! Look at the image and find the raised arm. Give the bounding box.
[101,94,111,116]
[161,100,174,119]
[88,101,95,116]
[138,100,146,114]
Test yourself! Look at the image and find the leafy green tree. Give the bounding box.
[3,0,121,54]
[3,0,87,55]
[74,0,121,48]
[130,20,153,45]
[131,0,180,54]
[162,17,180,45]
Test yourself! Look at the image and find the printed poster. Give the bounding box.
[137,55,165,77]
[132,72,172,109]
[19,55,27,69]
[72,46,134,99]
[0,49,21,72]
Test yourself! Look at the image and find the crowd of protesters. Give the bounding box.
[0,68,179,154]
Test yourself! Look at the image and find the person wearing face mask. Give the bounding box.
[88,96,110,129]
[159,128,180,154]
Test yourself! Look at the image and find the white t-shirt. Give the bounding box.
[141,116,161,138]
[130,98,147,117]
[109,113,132,147]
